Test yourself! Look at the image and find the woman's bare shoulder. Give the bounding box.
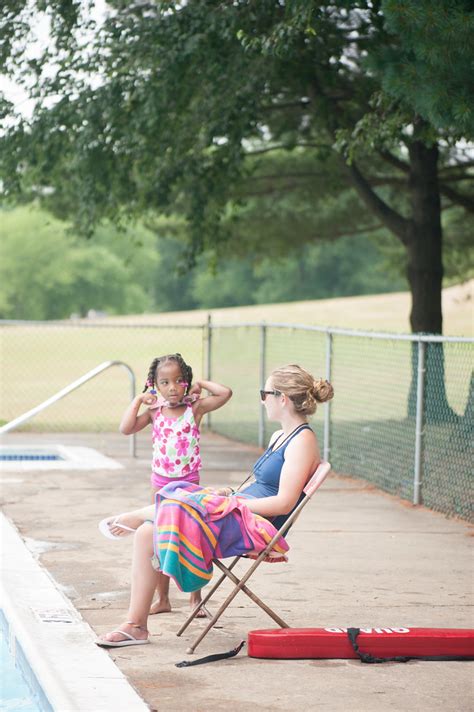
[287,426,319,453]
[268,429,284,446]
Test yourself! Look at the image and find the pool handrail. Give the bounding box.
[0,360,137,457]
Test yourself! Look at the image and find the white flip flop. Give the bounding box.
[96,625,149,648]
[98,516,137,540]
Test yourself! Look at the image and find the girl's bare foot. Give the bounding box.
[149,597,172,615]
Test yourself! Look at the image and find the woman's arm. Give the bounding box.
[119,394,154,435]
[243,429,319,518]
[192,379,232,424]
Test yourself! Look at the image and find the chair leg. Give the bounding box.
[185,561,289,654]
[176,556,241,637]
[213,560,289,629]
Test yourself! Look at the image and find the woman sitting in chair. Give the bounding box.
[97,364,334,647]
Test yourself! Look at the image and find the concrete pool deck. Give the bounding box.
[1,430,472,712]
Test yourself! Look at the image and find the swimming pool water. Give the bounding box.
[0,449,63,462]
[0,632,42,712]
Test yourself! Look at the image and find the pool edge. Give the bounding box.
[1,513,149,712]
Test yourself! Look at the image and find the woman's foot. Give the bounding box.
[149,597,172,615]
[96,621,149,648]
[99,512,145,539]
[190,593,210,618]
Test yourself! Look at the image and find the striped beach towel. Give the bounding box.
[153,482,289,592]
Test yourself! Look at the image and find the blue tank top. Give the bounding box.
[242,424,313,529]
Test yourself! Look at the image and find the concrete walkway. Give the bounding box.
[1,431,472,712]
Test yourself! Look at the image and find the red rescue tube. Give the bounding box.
[248,627,474,660]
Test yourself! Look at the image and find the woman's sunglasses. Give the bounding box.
[260,389,281,401]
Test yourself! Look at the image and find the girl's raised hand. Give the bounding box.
[188,382,202,399]
[141,390,158,407]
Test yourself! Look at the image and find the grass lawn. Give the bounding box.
[1,281,471,430]
[91,279,473,336]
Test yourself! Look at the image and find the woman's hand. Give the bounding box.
[213,486,234,496]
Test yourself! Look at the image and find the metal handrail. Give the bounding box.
[0,361,137,457]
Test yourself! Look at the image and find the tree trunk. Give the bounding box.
[345,134,458,422]
[405,139,457,422]
[406,140,443,334]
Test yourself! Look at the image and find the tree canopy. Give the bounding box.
[0,205,408,319]
[1,0,473,333]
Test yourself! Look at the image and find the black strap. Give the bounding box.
[270,423,311,454]
[175,640,245,668]
[347,628,473,663]
[236,424,311,493]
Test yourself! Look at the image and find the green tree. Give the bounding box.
[192,257,257,309]
[0,207,157,319]
[147,235,198,313]
[1,1,472,334]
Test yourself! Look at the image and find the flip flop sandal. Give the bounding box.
[98,516,137,540]
[194,606,223,628]
[195,605,213,619]
[96,622,149,648]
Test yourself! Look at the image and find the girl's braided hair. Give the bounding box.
[143,353,193,393]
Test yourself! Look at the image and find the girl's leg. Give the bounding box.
[100,522,158,643]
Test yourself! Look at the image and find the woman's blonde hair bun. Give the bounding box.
[313,378,334,404]
[270,365,334,416]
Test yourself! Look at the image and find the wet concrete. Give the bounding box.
[1,430,472,712]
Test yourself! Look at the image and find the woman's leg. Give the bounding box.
[100,522,159,643]
[149,486,172,614]
[190,588,206,616]
[149,572,172,614]
[148,485,205,616]
[106,504,155,538]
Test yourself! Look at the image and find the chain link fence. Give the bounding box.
[0,321,205,431]
[208,322,473,523]
[0,319,472,521]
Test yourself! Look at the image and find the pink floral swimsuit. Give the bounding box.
[150,402,201,490]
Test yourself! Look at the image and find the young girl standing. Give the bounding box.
[118,352,232,616]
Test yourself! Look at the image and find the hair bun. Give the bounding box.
[313,378,334,403]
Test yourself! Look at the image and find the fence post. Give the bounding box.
[129,369,136,458]
[413,339,426,505]
[258,323,267,449]
[206,313,212,430]
[323,330,333,462]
